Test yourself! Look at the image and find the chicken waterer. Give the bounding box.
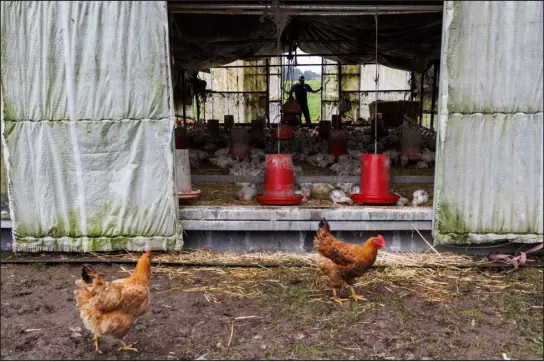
[351,154,399,205]
[256,154,303,206]
[328,129,348,158]
[175,149,201,202]
[272,124,296,141]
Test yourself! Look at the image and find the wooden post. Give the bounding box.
[175,149,192,194]
[430,62,439,131]
[410,72,415,101]
[181,70,187,128]
[419,70,425,125]
[265,58,270,126]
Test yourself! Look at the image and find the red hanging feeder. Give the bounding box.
[207,119,220,139]
[224,115,234,130]
[282,98,301,128]
[318,121,331,139]
[174,127,187,150]
[351,154,400,205]
[255,154,303,205]
[328,129,347,157]
[272,124,295,141]
[332,114,342,129]
[229,128,250,160]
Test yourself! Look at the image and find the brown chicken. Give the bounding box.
[314,218,385,303]
[74,250,152,353]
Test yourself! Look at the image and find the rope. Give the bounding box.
[374,9,379,154]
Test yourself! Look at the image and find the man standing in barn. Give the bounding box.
[289,75,322,125]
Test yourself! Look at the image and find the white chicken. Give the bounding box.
[383,150,399,166]
[295,184,312,203]
[329,189,353,206]
[350,184,360,195]
[210,155,234,169]
[395,193,409,206]
[415,161,429,169]
[335,183,353,195]
[337,154,351,164]
[293,165,303,176]
[214,148,230,158]
[400,153,409,167]
[412,190,429,207]
[238,184,257,201]
[421,148,435,165]
[348,149,364,159]
[250,148,266,160]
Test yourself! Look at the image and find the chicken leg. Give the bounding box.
[348,286,367,301]
[330,288,348,304]
[118,339,138,352]
[92,336,103,354]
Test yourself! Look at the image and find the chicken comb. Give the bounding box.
[145,249,152,255]
[378,235,385,244]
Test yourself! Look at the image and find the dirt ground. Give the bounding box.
[1,262,542,361]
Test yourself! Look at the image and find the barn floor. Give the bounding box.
[189,161,435,207]
[1,261,542,360]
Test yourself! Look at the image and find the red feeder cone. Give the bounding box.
[256,154,303,206]
[318,121,331,139]
[332,114,342,129]
[351,154,400,205]
[328,129,347,158]
[272,124,295,141]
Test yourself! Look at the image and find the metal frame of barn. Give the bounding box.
[1,1,542,253]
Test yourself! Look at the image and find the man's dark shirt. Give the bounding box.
[290,83,313,105]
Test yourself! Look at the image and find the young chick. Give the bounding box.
[335,183,353,195]
[295,185,312,203]
[350,185,360,195]
[395,193,409,206]
[400,153,409,167]
[329,189,353,205]
[415,161,429,169]
[412,190,429,207]
[214,148,230,158]
[238,184,257,201]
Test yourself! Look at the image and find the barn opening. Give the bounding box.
[166,1,443,250]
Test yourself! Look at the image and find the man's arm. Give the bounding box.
[306,84,322,93]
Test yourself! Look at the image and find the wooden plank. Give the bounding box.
[192,175,434,184]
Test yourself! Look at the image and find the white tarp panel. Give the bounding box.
[433,1,543,244]
[1,1,181,251]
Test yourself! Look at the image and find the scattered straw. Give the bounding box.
[227,320,235,349]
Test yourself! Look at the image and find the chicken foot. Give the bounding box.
[330,288,348,303]
[118,339,138,352]
[348,286,367,301]
[92,336,103,354]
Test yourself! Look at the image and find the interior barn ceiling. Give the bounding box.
[169,2,443,73]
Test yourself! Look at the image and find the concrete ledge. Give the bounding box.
[179,206,433,222]
[181,220,431,231]
[182,230,434,253]
[179,206,432,231]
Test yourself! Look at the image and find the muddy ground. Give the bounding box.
[1,262,543,360]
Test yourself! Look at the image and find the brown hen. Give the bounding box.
[314,218,385,303]
[74,250,152,353]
